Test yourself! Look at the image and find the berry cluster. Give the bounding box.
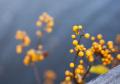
[23,45,48,66]
[36,12,54,37]
[63,25,120,84]
[15,30,31,54]
[15,12,54,66]
[43,70,56,84]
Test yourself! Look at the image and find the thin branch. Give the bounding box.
[31,63,41,84]
[82,64,92,80]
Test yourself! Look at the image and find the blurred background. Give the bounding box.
[0,0,120,84]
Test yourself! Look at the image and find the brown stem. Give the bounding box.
[82,64,92,80]
[31,63,41,84]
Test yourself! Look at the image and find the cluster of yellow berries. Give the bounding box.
[15,13,54,66]
[63,70,73,84]
[23,45,48,66]
[15,30,48,66]
[64,25,120,83]
[75,60,85,74]
[36,12,54,36]
[44,70,56,84]
[71,25,120,64]
[15,30,31,54]
[65,60,85,83]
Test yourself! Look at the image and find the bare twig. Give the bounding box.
[31,63,41,84]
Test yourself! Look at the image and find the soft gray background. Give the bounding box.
[0,0,120,84]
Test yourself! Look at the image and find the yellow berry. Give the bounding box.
[78,51,84,57]
[101,50,105,54]
[104,58,109,62]
[99,39,105,45]
[78,25,83,30]
[103,62,107,65]
[75,68,80,74]
[92,42,98,46]
[72,40,78,46]
[38,55,44,61]
[72,25,79,32]
[69,62,75,68]
[111,48,116,52]
[38,45,43,50]
[39,16,44,21]
[23,36,31,46]
[65,77,71,81]
[109,57,113,61]
[45,27,52,33]
[84,33,90,39]
[107,41,113,49]
[31,54,38,62]
[117,54,120,60]
[77,76,83,83]
[15,30,25,40]
[27,49,35,56]
[79,60,84,64]
[65,70,70,76]
[69,49,74,54]
[16,45,23,54]
[78,65,84,70]
[80,69,85,74]
[102,58,105,61]
[47,21,54,27]
[71,34,76,39]
[36,21,42,27]
[74,47,79,51]
[36,31,43,37]
[97,34,103,40]
[23,56,30,66]
[107,41,113,46]
[91,36,95,41]
[83,48,87,51]
[86,50,92,56]
[89,57,94,62]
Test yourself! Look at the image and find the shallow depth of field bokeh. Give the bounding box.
[0,0,120,84]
